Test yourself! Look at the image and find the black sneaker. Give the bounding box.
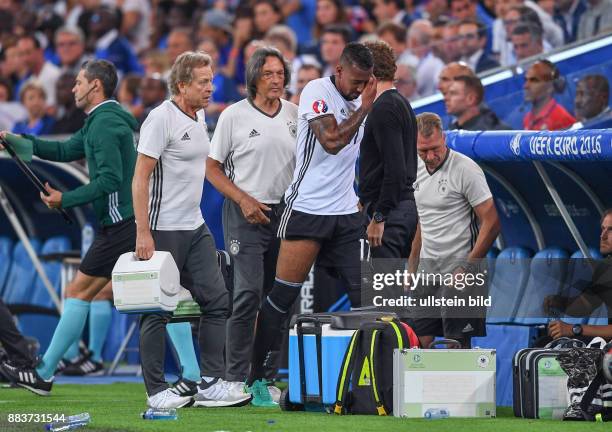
[62,354,104,376]
[0,361,53,396]
[171,377,199,397]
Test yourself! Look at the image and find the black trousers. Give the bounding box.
[0,299,36,367]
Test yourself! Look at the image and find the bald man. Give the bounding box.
[523,60,575,130]
[437,62,475,96]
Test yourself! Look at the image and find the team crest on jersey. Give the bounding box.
[287,120,297,138]
[229,240,240,255]
[312,99,328,114]
[438,179,448,194]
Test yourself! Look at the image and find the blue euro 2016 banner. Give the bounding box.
[446,129,612,162]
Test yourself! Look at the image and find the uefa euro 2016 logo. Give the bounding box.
[510,133,522,156]
[312,99,328,114]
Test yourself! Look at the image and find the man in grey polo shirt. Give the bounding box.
[207,47,297,400]
[408,112,501,349]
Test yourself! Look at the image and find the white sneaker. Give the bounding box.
[226,381,248,399]
[267,385,281,403]
[147,388,193,409]
[193,378,252,407]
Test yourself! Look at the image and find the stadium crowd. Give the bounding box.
[1,0,612,134]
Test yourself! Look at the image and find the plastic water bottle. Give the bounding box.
[46,413,91,431]
[141,408,178,420]
[424,408,450,419]
[81,224,94,258]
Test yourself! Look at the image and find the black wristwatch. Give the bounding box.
[572,324,583,336]
[373,211,386,223]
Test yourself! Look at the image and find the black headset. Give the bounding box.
[538,59,566,94]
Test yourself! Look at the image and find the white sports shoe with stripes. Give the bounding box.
[0,362,53,396]
[147,387,193,409]
[193,377,252,407]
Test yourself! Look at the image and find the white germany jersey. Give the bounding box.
[137,100,208,231]
[414,149,492,259]
[282,77,364,218]
[209,98,298,203]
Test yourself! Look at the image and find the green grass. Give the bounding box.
[0,383,605,431]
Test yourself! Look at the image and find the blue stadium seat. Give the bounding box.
[2,239,41,304]
[487,247,532,323]
[30,236,71,308]
[16,236,71,353]
[0,236,13,298]
[514,247,569,325]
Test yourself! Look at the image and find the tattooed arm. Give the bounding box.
[308,77,377,155]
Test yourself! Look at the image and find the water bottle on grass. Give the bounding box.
[141,408,178,420]
[45,413,90,431]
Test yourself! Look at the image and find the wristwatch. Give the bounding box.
[372,212,386,223]
[572,324,583,336]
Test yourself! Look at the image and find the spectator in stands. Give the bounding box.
[511,22,545,61]
[117,74,143,120]
[312,0,349,41]
[55,27,91,76]
[577,0,612,40]
[430,18,449,60]
[408,112,500,349]
[166,29,194,68]
[440,20,463,63]
[18,35,61,107]
[449,0,495,48]
[554,0,587,43]
[546,208,612,341]
[142,50,171,77]
[372,0,412,27]
[320,25,351,76]
[199,9,248,85]
[117,0,151,54]
[138,74,167,126]
[395,63,420,101]
[51,73,87,135]
[573,74,612,127]
[89,6,143,76]
[0,77,26,132]
[458,19,500,73]
[290,63,322,104]
[407,19,445,97]
[12,80,55,135]
[523,60,575,130]
[437,61,475,96]
[498,5,557,66]
[0,299,37,372]
[446,75,510,130]
[418,0,448,22]
[253,0,284,39]
[377,22,407,58]
[0,37,26,92]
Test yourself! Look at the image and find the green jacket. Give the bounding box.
[25,101,138,226]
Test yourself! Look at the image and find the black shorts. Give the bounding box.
[277,207,365,269]
[406,316,487,340]
[406,281,487,340]
[79,217,136,278]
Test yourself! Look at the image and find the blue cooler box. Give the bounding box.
[288,312,396,406]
